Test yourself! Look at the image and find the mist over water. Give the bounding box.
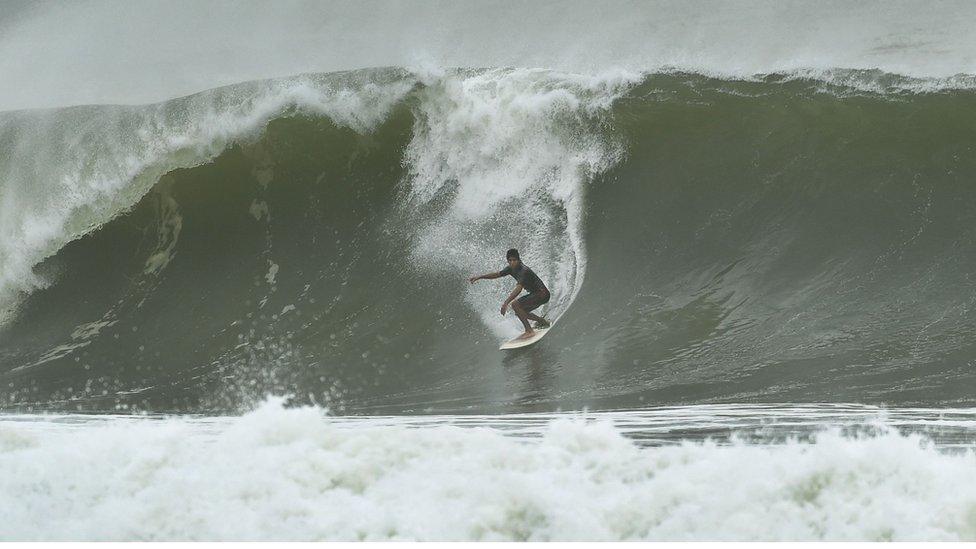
[2,0,976,110]
[1,1,976,541]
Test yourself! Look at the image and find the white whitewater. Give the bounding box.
[1,400,975,541]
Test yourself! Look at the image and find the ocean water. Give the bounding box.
[1,0,975,541]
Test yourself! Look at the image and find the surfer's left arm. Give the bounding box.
[500,284,523,315]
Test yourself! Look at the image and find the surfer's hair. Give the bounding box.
[506,248,520,260]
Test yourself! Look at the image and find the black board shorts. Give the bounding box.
[517,290,550,313]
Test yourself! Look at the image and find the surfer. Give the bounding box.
[469,248,551,339]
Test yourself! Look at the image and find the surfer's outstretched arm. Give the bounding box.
[468,272,503,283]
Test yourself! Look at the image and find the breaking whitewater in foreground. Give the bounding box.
[2,400,975,541]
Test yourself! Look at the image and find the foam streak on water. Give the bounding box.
[1,400,975,541]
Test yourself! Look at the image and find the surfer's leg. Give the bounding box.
[519,291,550,327]
[510,299,534,335]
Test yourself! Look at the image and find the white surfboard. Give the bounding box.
[499,327,551,350]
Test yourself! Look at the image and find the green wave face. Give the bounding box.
[1,70,975,413]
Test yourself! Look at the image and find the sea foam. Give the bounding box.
[1,400,974,541]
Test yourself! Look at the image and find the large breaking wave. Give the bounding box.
[1,67,974,413]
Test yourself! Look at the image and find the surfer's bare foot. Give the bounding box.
[534,318,550,328]
[518,330,535,339]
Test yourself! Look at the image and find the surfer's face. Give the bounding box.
[507,258,520,269]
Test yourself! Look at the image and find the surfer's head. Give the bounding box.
[506,248,521,269]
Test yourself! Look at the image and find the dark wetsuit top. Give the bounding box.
[499,263,548,295]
